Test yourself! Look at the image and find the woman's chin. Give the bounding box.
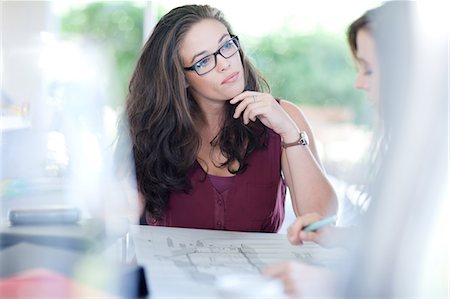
[226,85,246,100]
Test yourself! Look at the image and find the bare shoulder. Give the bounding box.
[279,99,311,129]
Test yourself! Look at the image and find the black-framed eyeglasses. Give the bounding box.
[183,36,240,76]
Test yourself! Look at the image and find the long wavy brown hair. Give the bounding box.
[126,5,269,220]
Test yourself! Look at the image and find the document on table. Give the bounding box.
[130,225,348,298]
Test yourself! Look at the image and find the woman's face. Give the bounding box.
[179,19,245,104]
[354,28,379,104]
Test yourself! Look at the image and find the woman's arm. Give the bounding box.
[279,100,337,216]
[230,92,337,217]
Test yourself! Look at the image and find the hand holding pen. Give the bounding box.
[287,213,338,247]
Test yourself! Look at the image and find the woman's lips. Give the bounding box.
[221,72,239,84]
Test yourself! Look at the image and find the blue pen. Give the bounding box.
[302,215,337,232]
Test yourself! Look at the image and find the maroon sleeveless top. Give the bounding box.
[146,129,286,232]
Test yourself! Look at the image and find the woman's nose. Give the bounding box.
[354,73,368,90]
[216,55,231,72]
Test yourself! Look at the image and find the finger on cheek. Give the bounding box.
[230,93,246,104]
[229,96,239,105]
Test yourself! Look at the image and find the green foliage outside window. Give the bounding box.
[60,2,144,108]
[247,31,370,124]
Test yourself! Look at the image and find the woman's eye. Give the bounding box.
[196,56,211,69]
[359,65,372,76]
[222,40,232,49]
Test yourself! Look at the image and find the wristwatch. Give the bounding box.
[282,131,309,148]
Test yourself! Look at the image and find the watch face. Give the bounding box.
[300,131,309,145]
[283,131,309,148]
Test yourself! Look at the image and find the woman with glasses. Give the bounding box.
[125,4,337,232]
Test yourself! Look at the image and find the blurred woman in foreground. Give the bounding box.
[264,1,448,297]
